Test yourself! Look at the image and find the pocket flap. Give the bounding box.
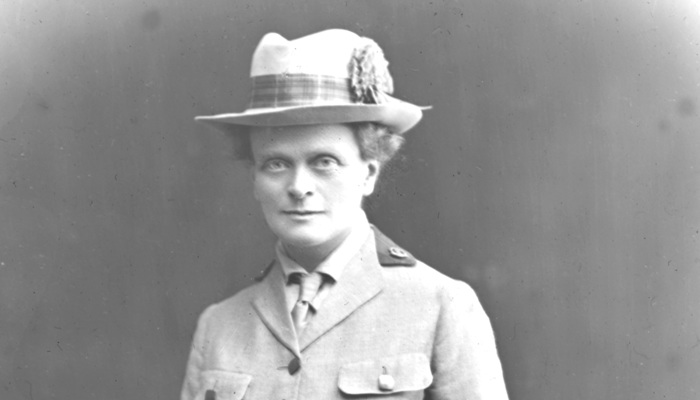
[338,353,433,395]
[199,370,252,400]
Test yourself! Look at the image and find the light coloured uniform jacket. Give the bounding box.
[181,227,509,399]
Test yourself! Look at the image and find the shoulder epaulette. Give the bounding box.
[371,225,417,267]
[254,260,276,282]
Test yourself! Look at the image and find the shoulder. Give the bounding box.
[382,258,481,310]
[206,258,277,311]
[214,281,260,309]
[191,280,265,345]
[371,225,481,306]
[371,225,417,267]
[197,270,269,324]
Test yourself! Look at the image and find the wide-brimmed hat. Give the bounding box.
[194,29,427,135]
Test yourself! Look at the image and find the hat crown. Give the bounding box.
[195,29,427,135]
[250,29,362,78]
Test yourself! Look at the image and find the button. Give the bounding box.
[288,357,301,375]
[388,247,407,259]
[378,372,395,391]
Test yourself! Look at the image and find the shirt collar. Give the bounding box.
[276,210,371,283]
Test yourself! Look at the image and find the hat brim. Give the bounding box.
[194,97,429,135]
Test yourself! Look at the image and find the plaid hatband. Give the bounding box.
[248,74,354,109]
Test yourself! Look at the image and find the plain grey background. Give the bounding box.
[1,0,699,399]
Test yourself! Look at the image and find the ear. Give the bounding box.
[362,160,381,196]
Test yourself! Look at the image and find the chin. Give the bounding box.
[271,224,333,249]
[278,233,332,250]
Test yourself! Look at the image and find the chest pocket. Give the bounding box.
[198,370,252,400]
[338,353,433,396]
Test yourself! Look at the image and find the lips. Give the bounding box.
[283,210,323,216]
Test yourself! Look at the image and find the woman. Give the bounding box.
[182,29,509,400]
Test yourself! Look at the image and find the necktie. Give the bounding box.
[291,272,323,333]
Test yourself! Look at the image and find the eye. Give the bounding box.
[261,159,289,172]
[312,156,339,170]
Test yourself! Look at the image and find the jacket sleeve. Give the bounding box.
[180,305,214,400]
[426,280,509,400]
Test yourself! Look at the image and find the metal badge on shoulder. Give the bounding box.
[371,225,416,267]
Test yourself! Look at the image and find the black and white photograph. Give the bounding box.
[1,1,699,399]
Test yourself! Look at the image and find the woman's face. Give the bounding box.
[250,124,379,255]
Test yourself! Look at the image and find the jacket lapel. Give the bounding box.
[299,232,385,351]
[250,263,301,357]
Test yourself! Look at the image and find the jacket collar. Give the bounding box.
[250,228,385,353]
[250,265,300,356]
[298,230,384,350]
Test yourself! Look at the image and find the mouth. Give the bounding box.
[283,210,323,216]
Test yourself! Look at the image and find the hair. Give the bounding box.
[229,122,405,166]
[347,122,404,164]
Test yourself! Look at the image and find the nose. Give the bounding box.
[287,167,314,199]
